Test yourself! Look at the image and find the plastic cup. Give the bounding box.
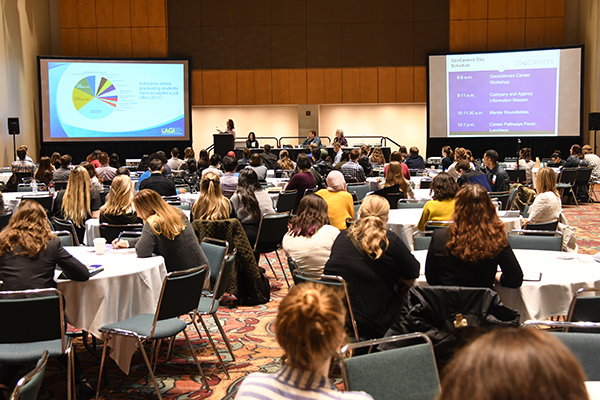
[94,238,106,255]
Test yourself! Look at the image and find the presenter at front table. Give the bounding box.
[216,119,236,140]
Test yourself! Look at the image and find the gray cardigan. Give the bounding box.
[231,190,275,224]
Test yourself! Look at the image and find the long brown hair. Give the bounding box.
[34,156,53,183]
[371,147,386,165]
[133,189,186,240]
[192,172,231,220]
[348,195,389,259]
[438,328,589,400]
[0,201,54,257]
[278,150,294,170]
[275,283,346,371]
[62,165,92,227]
[384,161,410,193]
[446,184,507,262]
[288,195,331,237]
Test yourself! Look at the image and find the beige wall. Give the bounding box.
[0,0,54,165]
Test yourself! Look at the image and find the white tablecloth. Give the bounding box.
[387,209,522,249]
[1,192,54,213]
[0,171,12,184]
[57,246,167,373]
[412,249,600,322]
[587,382,600,399]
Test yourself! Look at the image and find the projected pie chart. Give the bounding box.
[72,76,118,119]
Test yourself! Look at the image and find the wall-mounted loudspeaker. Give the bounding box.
[7,117,19,135]
[590,112,600,131]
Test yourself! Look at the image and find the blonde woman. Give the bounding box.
[191,172,232,221]
[113,189,209,278]
[378,161,414,199]
[99,175,142,225]
[52,165,101,244]
[527,167,562,224]
[324,195,420,339]
[235,283,373,400]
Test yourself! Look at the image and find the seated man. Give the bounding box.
[456,160,491,192]
[11,146,35,175]
[341,149,366,183]
[311,146,333,177]
[483,149,510,192]
[404,146,426,169]
[333,142,343,165]
[260,144,278,170]
[220,155,238,199]
[202,154,224,177]
[167,147,183,170]
[138,159,176,197]
[52,154,72,181]
[302,130,322,147]
[547,151,565,167]
[96,152,117,182]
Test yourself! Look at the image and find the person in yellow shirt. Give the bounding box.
[417,172,459,231]
[316,170,354,230]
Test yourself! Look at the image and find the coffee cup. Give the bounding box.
[94,238,106,255]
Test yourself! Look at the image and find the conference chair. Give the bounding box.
[293,270,360,341]
[200,238,229,288]
[0,289,76,400]
[419,178,433,189]
[52,230,77,247]
[96,266,210,399]
[524,219,559,231]
[99,223,143,243]
[507,168,527,184]
[9,350,49,400]
[49,218,80,246]
[339,334,440,400]
[557,167,579,205]
[508,230,562,251]
[286,255,299,278]
[413,231,433,251]
[52,181,68,190]
[566,288,600,332]
[574,166,593,202]
[424,220,453,230]
[275,189,297,213]
[0,210,12,230]
[347,183,370,201]
[489,191,510,210]
[254,212,291,287]
[398,199,427,208]
[22,194,54,217]
[192,251,237,376]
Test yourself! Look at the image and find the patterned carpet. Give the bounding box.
[29,202,600,399]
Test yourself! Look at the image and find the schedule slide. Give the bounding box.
[46,61,186,139]
[446,49,560,137]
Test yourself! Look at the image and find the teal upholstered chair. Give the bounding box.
[10,350,48,400]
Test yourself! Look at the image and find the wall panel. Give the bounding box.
[191,70,203,105]
[360,68,378,103]
[289,69,308,104]
[414,67,426,103]
[237,70,255,105]
[272,69,291,104]
[342,68,360,103]
[219,70,237,105]
[307,69,325,104]
[254,70,272,105]
[324,68,343,104]
[378,67,396,103]
[97,28,116,57]
[202,70,220,105]
[396,67,414,103]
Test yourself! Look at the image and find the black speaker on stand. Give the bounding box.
[7,117,19,161]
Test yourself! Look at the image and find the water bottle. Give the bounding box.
[32,180,38,193]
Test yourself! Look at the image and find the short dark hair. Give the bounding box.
[309,130,317,136]
[222,156,236,172]
[431,172,459,201]
[297,154,311,170]
[210,154,221,166]
[312,148,321,160]
[456,160,471,173]
[484,149,499,163]
[551,152,561,159]
[250,153,262,167]
[390,151,403,162]
[16,148,26,160]
[571,144,583,156]
[409,146,419,155]
[149,151,168,164]
[349,149,360,161]
[60,154,72,168]
[171,147,180,157]
[243,148,251,157]
[264,144,272,152]
[149,158,163,171]
[116,167,130,176]
[98,152,109,165]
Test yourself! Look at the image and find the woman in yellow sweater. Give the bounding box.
[316,170,354,230]
[417,172,459,231]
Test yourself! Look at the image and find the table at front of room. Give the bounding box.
[412,249,600,322]
[56,246,167,373]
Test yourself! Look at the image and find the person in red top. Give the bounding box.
[384,151,410,180]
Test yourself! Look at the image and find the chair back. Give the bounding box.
[50,218,80,246]
[340,333,440,400]
[507,169,527,183]
[99,223,143,243]
[508,230,562,251]
[254,212,291,253]
[558,168,578,185]
[489,191,510,210]
[162,195,181,206]
[0,289,65,351]
[525,219,559,231]
[413,231,433,250]
[303,187,315,197]
[419,179,432,189]
[214,252,236,301]
[0,211,13,230]
[120,231,142,241]
[398,199,426,208]
[286,255,298,277]
[52,181,68,191]
[200,238,229,287]
[52,230,75,247]
[10,350,49,400]
[293,271,360,341]
[575,167,593,186]
[276,190,297,213]
[424,220,453,230]
[153,266,208,334]
[347,183,370,201]
[551,330,600,381]
[21,195,54,216]
[566,288,600,333]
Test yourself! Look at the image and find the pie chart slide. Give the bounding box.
[72,76,118,119]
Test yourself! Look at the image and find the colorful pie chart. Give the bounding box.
[72,76,118,119]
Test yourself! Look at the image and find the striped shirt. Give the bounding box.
[340,161,366,183]
[235,364,373,400]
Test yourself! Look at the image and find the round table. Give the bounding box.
[57,246,167,373]
[412,249,600,322]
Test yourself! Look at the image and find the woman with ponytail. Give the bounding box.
[324,195,420,339]
[191,172,232,221]
[235,283,373,400]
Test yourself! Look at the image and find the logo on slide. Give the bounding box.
[72,76,118,119]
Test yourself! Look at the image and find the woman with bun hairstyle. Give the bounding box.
[324,195,420,339]
[235,283,373,400]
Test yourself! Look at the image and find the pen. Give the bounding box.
[117,232,123,242]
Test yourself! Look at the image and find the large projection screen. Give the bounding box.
[428,46,583,139]
[39,57,190,142]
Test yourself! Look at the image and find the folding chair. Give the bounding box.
[339,334,440,400]
[49,218,80,246]
[347,183,370,201]
[413,231,433,250]
[52,230,76,247]
[10,350,48,400]
[254,212,291,287]
[525,219,559,231]
[200,238,229,288]
[557,167,579,205]
[566,288,600,332]
[574,167,593,202]
[275,190,297,213]
[508,230,562,251]
[489,191,510,210]
[96,266,210,399]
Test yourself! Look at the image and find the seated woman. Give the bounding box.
[324,195,420,339]
[526,167,562,224]
[425,184,523,289]
[315,170,354,230]
[0,200,90,396]
[369,147,386,167]
[438,328,588,400]
[384,151,411,180]
[247,153,268,181]
[417,172,458,231]
[34,156,53,186]
[235,283,373,400]
[377,161,414,199]
[82,161,104,191]
[99,175,142,225]
[52,165,101,244]
[285,154,316,212]
[191,172,232,221]
[516,147,535,184]
[113,189,209,281]
[282,195,340,275]
[276,149,295,171]
[246,131,259,149]
[230,169,275,246]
